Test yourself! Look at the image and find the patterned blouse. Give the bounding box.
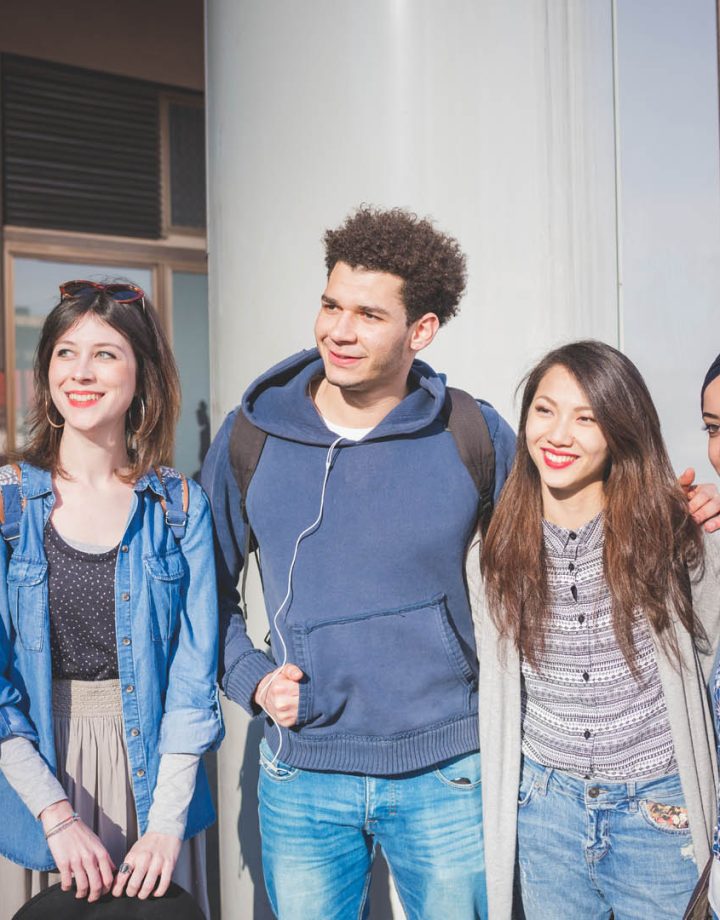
[521,513,677,780]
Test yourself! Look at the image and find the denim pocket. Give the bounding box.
[518,769,539,808]
[637,774,690,835]
[144,550,184,642]
[639,801,691,835]
[292,594,476,735]
[433,751,481,790]
[259,738,300,782]
[7,557,47,652]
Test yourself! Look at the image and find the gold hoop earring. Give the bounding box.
[45,397,64,430]
[128,397,146,436]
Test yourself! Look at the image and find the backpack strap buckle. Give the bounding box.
[154,467,190,540]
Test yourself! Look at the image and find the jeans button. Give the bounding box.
[588,786,600,798]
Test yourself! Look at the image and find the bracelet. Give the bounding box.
[45,812,80,840]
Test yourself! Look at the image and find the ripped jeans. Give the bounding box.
[517,756,698,919]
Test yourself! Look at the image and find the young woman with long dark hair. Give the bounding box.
[471,340,720,919]
[0,281,223,917]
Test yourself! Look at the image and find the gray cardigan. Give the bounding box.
[468,530,720,920]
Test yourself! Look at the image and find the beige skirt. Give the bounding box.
[0,679,209,919]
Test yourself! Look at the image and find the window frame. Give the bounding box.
[160,91,207,238]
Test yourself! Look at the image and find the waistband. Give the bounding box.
[52,679,122,716]
[522,755,684,805]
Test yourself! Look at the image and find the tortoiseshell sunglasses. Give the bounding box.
[59,280,146,312]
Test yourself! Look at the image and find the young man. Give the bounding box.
[202,207,515,919]
[202,207,720,918]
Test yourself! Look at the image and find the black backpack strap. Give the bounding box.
[444,387,496,536]
[229,409,268,531]
[154,467,190,540]
[229,409,268,625]
[0,463,26,546]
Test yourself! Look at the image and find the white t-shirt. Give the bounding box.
[321,416,375,442]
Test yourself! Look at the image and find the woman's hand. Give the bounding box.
[111,831,182,900]
[679,467,720,531]
[40,800,115,901]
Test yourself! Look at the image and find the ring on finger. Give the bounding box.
[118,863,133,875]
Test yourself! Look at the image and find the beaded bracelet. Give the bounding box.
[45,812,80,840]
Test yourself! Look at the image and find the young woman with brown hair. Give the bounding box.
[0,282,223,916]
[471,340,720,919]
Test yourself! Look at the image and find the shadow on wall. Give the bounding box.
[236,719,399,919]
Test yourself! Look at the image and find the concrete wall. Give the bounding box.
[616,0,720,482]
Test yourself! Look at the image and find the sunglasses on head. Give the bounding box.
[59,280,146,312]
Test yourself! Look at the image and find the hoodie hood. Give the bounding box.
[241,348,448,445]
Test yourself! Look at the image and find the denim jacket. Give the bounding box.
[0,463,224,870]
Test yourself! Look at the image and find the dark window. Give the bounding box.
[2,55,161,238]
[168,102,206,229]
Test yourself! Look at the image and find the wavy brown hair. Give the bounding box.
[481,340,704,673]
[22,284,180,482]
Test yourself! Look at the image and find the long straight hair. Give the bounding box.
[22,286,180,482]
[481,340,704,671]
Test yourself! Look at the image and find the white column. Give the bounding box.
[615,0,720,481]
[206,3,620,917]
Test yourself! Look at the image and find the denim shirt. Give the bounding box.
[0,463,224,871]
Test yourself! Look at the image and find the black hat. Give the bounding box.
[701,353,720,407]
[12,882,205,920]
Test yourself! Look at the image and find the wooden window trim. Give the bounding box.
[160,92,206,238]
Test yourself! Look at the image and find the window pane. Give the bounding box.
[172,271,209,477]
[12,258,153,448]
[169,102,206,229]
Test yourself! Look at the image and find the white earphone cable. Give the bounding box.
[257,436,344,765]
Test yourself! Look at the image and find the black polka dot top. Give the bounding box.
[45,524,120,680]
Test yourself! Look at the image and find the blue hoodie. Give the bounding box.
[202,349,515,775]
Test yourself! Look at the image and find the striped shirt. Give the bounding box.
[520,513,676,780]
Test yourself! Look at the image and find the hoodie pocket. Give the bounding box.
[7,558,48,652]
[144,551,184,642]
[292,595,476,735]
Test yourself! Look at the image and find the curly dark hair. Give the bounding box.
[324,206,467,325]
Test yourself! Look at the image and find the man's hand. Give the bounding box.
[679,468,720,532]
[254,664,304,727]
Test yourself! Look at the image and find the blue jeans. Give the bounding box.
[517,756,699,919]
[258,739,487,919]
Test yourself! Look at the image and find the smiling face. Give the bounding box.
[525,364,610,512]
[703,375,720,476]
[314,261,438,404]
[47,313,138,440]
